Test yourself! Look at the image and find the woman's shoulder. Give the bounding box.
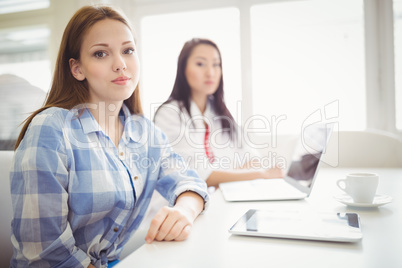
[157,100,181,111]
[18,107,69,151]
[127,113,152,127]
[30,107,70,129]
[124,113,171,145]
[126,113,159,135]
[154,100,186,121]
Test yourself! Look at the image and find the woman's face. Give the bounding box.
[185,44,221,100]
[70,18,140,106]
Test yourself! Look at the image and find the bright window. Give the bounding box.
[394,0,402,130]
[140,7,241,119]
[0,25,49,144]
[0,26,51,91]
[250,0,365,134]
[0,0,50,14]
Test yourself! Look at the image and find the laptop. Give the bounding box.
[229,208,362,242]
[219,123,333,202]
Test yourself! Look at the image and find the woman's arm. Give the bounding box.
[11,110,91,267]
[146,123,208,243]
[145,191,204,242]
[206,167,284,188]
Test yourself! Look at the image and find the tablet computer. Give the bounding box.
[229,209,362,242]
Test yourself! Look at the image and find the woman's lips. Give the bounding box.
[112,76,130,85]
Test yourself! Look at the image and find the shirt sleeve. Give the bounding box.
[151,123,209,210]
[154,103,213,181]
[10,111,91,267]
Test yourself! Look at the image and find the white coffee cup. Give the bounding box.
[336,173,379,203]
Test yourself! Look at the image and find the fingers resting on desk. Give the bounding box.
[145,206,193,243]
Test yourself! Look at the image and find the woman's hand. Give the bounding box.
[145,206,193,243]
[145,192,204,243]
[260,167,285,179]
[237,160,284,180]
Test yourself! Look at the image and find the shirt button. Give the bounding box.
[134,176,138,180]
[119,151,124,157]
[113,227,119,232]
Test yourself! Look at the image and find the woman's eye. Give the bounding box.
[196,62,204,67]
[124,48,135,55]
[94,51,107,58]
[213,63,221,68]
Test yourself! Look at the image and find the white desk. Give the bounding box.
[117,168,402,268]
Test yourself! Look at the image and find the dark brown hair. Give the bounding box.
[15,5,142,149]
[156,38,236,139]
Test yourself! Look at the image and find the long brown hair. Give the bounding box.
[15,5,142,150]
[155,38,236,140]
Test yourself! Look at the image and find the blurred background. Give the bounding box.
[0,0,401,150]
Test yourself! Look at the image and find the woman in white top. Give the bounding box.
[154,38,283,187]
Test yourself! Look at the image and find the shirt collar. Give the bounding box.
[189,96,214,128]
[204,96,215,119]
[121,104,143,143]
[77,104,143,143]
[78,106,101,135]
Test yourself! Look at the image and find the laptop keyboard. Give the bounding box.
[249,179,304,198]
[220,178,306,200]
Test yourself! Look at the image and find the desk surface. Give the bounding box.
[117,168,402,268]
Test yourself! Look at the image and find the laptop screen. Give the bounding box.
[285,123,333,191]
[218,123,335,202]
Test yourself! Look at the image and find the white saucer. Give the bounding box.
[333,194,393,208]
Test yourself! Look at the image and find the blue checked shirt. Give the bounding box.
[9,104,209,268]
